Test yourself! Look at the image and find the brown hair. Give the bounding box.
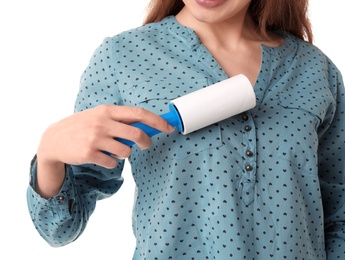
[143,0,313,43]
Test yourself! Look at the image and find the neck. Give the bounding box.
[175,6,259,50]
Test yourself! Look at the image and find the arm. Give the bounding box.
[26,37,174,247]
[318,62,345,258]
[26,37,126,247]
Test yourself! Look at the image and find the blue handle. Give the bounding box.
[112,104,183,148]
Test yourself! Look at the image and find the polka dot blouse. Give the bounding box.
[27,16,345,259]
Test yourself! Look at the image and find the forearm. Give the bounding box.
[36,156,66,199]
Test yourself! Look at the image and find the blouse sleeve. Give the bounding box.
[26,37,126,247]
[318,60,345,258]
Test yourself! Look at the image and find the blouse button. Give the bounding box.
[245,125,252,132]
[57,196,65,203]
[245,165,253,171]
[242,113,249,121]
[246,150,253,157]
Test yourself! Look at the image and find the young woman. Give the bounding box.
[27,0,345,258]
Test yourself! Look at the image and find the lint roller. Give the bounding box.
[117,74,255,146]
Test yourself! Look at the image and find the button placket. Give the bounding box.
[240,113,256,205]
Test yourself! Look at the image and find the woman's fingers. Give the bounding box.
[104,105,175,134]
[37,105,174,169]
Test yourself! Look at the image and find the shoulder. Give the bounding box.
[288,33,339,70]
[281,33,341,78]
[109,16,173,44]
[89,17,172,62]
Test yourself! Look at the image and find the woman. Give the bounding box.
[27,0,345,259]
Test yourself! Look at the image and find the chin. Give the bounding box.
[191,11,227,24]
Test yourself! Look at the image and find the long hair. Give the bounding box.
[143,0,313,43]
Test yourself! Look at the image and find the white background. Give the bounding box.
[0,1,344,259]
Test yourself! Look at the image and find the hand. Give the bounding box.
[37,104,175,169]
[35,105,174,198]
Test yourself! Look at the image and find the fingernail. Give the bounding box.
[167,125,175,132]
[138,145,149,151]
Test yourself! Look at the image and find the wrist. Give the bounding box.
[36,154,66,199]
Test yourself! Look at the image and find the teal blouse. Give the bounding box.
[27,16,345,259]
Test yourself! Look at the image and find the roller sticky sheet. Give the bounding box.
[117,74,256,146]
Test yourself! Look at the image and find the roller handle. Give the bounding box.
[114,104,183,147]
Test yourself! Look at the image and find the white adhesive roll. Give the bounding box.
[170,74,256,134]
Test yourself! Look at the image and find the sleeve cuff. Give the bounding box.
[28,155,76,222]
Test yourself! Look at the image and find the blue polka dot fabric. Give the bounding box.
[27,16,345,259]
